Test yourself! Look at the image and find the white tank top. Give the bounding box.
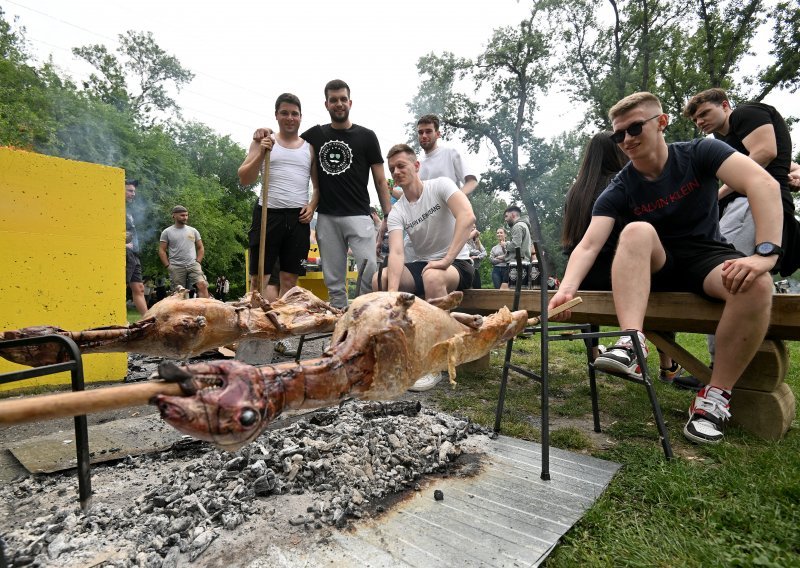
[258,139,312,208]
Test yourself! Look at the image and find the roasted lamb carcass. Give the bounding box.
[151,291,530,450]
[0,287,341,367]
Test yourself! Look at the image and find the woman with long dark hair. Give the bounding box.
[561,132,627,290]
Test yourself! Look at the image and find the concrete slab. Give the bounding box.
[235,338,275,365]
[7,414,184,473]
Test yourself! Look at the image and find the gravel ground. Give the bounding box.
[0,338,489,567]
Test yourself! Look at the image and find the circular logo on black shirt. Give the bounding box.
[319,140,353,175]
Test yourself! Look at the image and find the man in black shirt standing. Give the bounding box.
[549,92,783,444]
[301,79,393,309]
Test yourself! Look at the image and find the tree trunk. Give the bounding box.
[515,178,553,277]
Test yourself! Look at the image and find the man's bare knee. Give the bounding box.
[743,272,775,303]
[618,221,658,244]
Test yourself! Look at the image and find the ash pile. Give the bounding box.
[1,399,490,567]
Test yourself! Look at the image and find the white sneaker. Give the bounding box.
[408,372,444,392]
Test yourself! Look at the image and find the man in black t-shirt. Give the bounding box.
[300,79,392,309]
[685,89,800,376]
[549,92,783,445]
[685,88,800,276]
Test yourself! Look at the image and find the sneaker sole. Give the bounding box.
[682,423,723,444]
[594,358,641,379]
[673,377,705,392]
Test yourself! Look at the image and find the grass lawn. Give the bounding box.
[126,307,142,323]
[433,331,800,567]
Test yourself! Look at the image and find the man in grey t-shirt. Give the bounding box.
[158,205,209,297]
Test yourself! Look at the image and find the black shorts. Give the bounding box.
[248,205,310,276]
[405,259,474,298]
[653,237,744,297]
[126,249,142,284]
[579,252,613,291]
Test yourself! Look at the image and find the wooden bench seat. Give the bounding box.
[459,289,799,441]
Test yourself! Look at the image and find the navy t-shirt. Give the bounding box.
[301,123,383,216]
[593,139,736,243]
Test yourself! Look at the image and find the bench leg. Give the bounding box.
[735,339,788,392]
[730,383,796,441]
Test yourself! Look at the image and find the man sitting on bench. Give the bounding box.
[549,92,783,444]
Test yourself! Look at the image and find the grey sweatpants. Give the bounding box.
[708,197,757,361]
[316,213,377,309]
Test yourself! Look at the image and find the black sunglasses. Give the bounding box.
[610,115,661,143]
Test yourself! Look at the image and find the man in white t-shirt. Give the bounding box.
[374,143,476,392]
[374,143,476,300]
[417,114,478,194]
[391,114,479,264]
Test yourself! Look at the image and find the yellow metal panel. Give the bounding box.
[0,148,127,389]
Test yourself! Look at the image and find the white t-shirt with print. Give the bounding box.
[387,177,471,262]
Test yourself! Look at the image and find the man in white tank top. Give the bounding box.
[239,93,319,300]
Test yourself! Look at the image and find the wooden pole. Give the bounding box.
[526,296,582,326]
[256,148,272,294]
[0,381,183,426]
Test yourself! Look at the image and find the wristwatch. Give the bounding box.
[754,242,784,259]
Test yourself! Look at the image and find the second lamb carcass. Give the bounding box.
[0,287,342,367]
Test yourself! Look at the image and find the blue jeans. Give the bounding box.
[491,266,506,289]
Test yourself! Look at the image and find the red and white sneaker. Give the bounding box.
[683,385,731,444]
[594,334,649,379]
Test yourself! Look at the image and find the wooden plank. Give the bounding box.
[459,290,800,340]
[648,332,712,383]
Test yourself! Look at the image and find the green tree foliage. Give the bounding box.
[0,13,250,294]
[408,6,559,267]
[73,31,194,125]
[557,0,800,138]
[0,9,55,149]
[409,0,799,279]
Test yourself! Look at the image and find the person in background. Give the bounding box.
[490,228,508,289]
[155,275,167,301]
[500,205,531,289]
[467,226,486,289]
[685,88,800,375]
[218,275,229,302]
[125,179,148,315]
[158,205,209,298]
[417,114,478,195]
[370,206,389,263]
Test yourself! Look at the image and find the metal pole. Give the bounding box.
[535,242,551,481]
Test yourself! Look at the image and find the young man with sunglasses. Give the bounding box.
[549,92,782,444]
